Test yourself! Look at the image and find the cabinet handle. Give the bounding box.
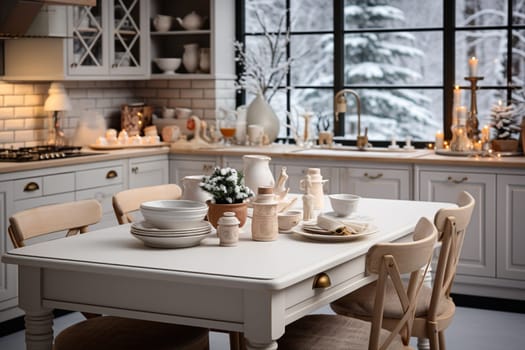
[447,176,468,184]
[131,166,139,174]
[364,172,383,180]
[106,170,118,179]
[23,182,39,192]
[312,272,331,289]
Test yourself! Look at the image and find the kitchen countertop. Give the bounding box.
[0,146,170,174]
[0,143,524,174]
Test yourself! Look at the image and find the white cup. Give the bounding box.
[161,125,180,142]
[175,108,192,119]
[248,124,264,146]
[153,15,172,32]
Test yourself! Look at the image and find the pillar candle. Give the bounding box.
[456,106,467,125]
[453,85,461,106]
[482,125,490,142]
[435,131,444,150]
[468,57,479,77]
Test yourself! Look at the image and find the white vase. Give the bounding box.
[246,93,280,143]
[242,155,275,194]
[182,43,200,73]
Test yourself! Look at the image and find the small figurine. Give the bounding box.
[302,175,315,221]
[274,167,290,201]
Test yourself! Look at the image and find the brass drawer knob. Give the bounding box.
[312,272,331,289]
[23,182,39,192]
[106,170,118,179]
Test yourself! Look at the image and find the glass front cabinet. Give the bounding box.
[68,0,147,77]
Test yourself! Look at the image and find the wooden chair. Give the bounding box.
[8,199,209,350]
[331,191,475,350]
[112,184,183,224]
[277,216,438,350]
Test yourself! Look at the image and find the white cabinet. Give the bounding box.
[169,154,219,185]
[4,0,148,80]
[128,155,169,188]
[0,181,16,323]
[339,164,411,200]
[496,174,525,281]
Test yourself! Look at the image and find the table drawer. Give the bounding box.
[14,173,75,200]
[76,166,123,190]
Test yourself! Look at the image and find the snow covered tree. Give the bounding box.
[343,0,439,140]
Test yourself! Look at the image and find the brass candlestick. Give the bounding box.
[464,76,484,142]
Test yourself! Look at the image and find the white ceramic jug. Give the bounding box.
[182,43,200,73]
[182,175,212,203]
[243,155,275,194]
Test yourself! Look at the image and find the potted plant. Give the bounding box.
[490,101,522,152]
[200,167,254,228]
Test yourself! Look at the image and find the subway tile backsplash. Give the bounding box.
[0,78,236,148]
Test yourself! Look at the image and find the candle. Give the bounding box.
[456,106,467,125]
[482,125,490,142]
[453,85,461,106]
[468,56,479,77]
[435,131,444,150]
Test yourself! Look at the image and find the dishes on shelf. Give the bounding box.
[153,14,173,32]
[154,58,181,74]
[176,11,205,30]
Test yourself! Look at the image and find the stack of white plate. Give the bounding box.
[130,200,211,248]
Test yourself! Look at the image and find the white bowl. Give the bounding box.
[140,200,208,229]
[328,194,360,217]
[154,58,181,74]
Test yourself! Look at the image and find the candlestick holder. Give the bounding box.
[464,76,484,142]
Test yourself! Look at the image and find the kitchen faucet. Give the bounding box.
[334,89,368,149]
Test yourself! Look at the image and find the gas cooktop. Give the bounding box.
[0,146,100,162]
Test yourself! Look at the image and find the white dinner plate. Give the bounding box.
[131,220,212,236]
[130,231,210,248]
[293,224,378,242]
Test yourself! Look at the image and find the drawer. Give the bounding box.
[76,184,124,216]
[76,166,123,190]
[15,192,75,212]
[14,173,75,200]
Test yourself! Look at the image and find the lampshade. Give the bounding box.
[44,82,72,112]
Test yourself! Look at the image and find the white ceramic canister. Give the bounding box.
[243,154,275,195]
[217,211,240,246]
[251,187,278,241]
[182,175,212,203]
[182,43,200,73]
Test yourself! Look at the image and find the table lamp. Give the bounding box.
[44,82,72,146]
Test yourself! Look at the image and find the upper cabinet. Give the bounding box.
[68,0,147,77]
[3,0,148,81]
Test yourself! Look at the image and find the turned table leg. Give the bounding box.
[24,310,54,350]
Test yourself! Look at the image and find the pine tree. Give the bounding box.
[343,0,439,140]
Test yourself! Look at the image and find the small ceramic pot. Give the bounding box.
[217,212,240,247]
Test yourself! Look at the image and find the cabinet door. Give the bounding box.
[340,167,410,200]
[497,175,525,280]
[170,157,218,185]
[419,170,496,278]
[129,156,169,188]
[0,181,16,316]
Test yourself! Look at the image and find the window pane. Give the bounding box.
[456,0,507,27]
[344,31,442,86]
[513,0,525,25]
[512,30,525,86]
[344,0,442,30]
[287,88,334,141]
[455,30,507,85]
[476,89,506,129]
[339,88,441,141]
[245,0,286,33]
[291,34,334,86]
[291,0,333,31]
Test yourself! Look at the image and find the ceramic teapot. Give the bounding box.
[176,11,206,30]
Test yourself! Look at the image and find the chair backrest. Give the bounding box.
[367,216,438,350]
[112,184,182,224]
[8,199,102,248]
[428,191,475,319]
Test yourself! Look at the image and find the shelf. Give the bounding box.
[151,29,211,35]
[150,72,213,79]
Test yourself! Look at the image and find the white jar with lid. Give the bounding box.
[251,187,279,241]
[217,212,240,247]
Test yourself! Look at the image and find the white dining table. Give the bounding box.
[2,197,452,350]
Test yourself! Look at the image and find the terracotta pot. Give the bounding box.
[491,139,519,152]
[206,201,248,229]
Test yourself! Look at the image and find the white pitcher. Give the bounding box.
[182,43,200,73]
[182,175,212,203]
[243,155,274,195]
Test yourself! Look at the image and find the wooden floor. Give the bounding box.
[1,305,524,349]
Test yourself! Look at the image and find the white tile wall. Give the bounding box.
[0,78,236,147]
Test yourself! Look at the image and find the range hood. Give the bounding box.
[0,0,95,38]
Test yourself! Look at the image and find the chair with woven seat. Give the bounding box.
[330,191,475,350]
[8,199,209,350]
[277,216,438,350]
[112,183,183,224]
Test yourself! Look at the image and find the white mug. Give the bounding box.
[248,124,264,146]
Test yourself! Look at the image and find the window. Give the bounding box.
[237,0,525,144]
